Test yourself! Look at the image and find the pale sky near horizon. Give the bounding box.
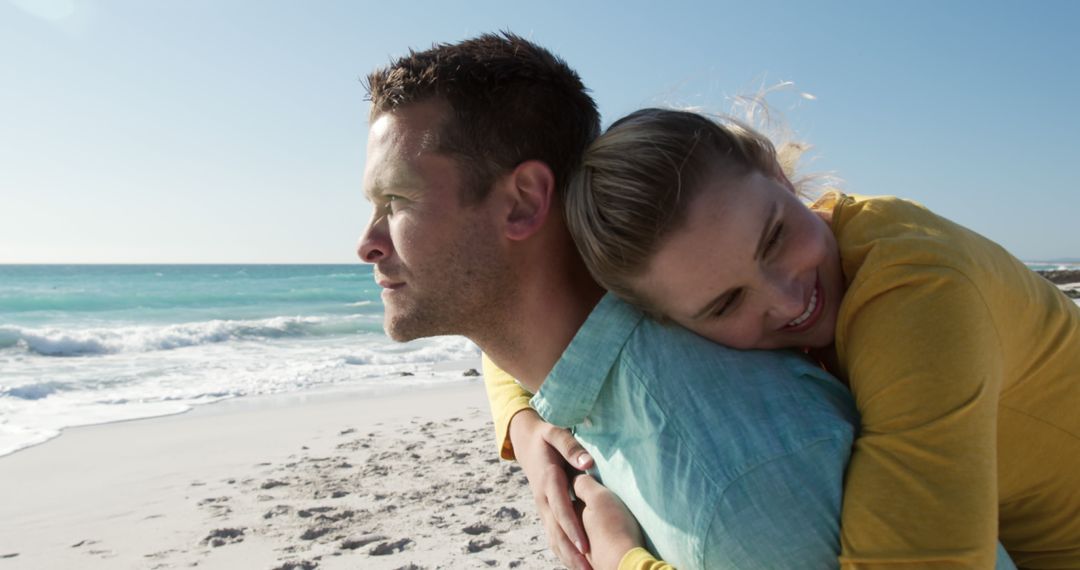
[1,0,1077,263]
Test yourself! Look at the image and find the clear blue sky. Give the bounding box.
[2,0,1077,263]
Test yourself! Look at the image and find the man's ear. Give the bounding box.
[504,160,556,241]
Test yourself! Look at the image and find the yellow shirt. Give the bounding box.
[481,353,533,461]
[483,194,1080,569]
[827,194,1080,569]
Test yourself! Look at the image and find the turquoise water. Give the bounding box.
[2,262,1072,458]
[0,264,381,328]
[0,265,480,456]
[1024,262,1080,272]
[0,265,387,352]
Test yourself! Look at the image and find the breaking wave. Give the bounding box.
[0,315,369,357]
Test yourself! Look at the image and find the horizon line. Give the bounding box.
[0,262,363,266]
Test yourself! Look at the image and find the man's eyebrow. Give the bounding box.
[690,200,777,320]
[363,183,381,201]
[364,171,417,201]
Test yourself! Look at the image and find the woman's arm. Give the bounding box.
[481,354,535,460]
[619,549,674,570]
[573,475,674,570]
[837,264,1003,568]
[481,355,596,570]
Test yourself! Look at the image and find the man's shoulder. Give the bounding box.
[610,317,858,468]
[620,317,829,389]
[583,313,855,568]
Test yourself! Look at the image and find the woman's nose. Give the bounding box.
[764,274,806,324]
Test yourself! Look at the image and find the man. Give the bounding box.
[357,33,856,569]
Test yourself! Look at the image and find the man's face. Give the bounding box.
[357,102,511,342]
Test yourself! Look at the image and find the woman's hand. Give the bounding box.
[574,474,644,570]
[508,409,595,570]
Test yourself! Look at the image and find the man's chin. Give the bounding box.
[383,317,417,342]
[384,325,422,343]
[383,313,452,343]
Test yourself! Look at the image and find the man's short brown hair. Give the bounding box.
[364,32,600,204]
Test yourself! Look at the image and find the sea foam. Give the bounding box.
[0,264,481,458]
[1,315,368,357]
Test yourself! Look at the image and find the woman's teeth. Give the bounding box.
[788,287,818,328]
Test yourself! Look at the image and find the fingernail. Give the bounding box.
[577,453,592,467]
[575,539,586,553]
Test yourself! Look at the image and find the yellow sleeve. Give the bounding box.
[481,353,534,461]
[619,547,675,570]
[836,264,1003,568]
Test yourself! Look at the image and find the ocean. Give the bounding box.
[2,262,1077,459]
[0,265,480,457]
[1025,262,1080,272]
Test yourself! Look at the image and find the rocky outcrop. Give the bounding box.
[1036,269,1080,285]
[1035,269,1080,299]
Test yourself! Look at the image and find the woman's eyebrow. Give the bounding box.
[691,200,778,320]
[753,201,779,261]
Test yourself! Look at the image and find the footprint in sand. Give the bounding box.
[143,548,181,559]
[494,506,524,521]
[271,560,319,570]
[465,537,502,553]
[297,506,335,518]
[263,505,293,519]
[201,527,246,547]
[368,538,413,556]
[462,523,491,535]
[197,496,232,516]
[339,533,385,550]
[299,527,333,541]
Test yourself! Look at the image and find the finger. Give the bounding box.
[549,525,592,570]
[543,464,591,555]
[542,425,595,470]
[572,473,605,502]
[542,494,592,570]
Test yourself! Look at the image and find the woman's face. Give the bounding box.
[631,170,844,350]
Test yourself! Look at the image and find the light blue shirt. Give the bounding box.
[530,294,1018,569]
[532,293,858,569]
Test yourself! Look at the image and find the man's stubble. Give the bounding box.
[382,214,520,351]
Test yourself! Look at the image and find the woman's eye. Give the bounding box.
[764,223,784,255]
[714,288,743,317]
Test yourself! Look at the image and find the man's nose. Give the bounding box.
[357,216,390,263]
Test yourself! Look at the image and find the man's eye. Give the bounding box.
[384,195,401,214]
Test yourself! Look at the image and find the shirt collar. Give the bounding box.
[531,293,644,427]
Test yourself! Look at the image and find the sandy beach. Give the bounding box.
[0,380,561,570]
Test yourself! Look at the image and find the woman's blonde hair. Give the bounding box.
[564,107,809,317]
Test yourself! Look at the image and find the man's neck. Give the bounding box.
[473,248,604,393]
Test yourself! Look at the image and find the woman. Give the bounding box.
[486,108,1080,569]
